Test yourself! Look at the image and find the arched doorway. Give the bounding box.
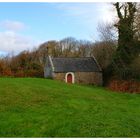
[67,73,72,83]
[65,72,75,84]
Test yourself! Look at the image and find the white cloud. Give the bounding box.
[97,3,117,23]
[56,3,116,27]
[0,31,40,54]
[1,20,27,32]
[0,20,40,54]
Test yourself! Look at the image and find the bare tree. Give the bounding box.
[91,41,116,70]
[97,22,117,42]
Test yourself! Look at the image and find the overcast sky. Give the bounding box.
[0,2,116,55]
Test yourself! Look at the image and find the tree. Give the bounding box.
[91,41,116,70]
[114,2,138,61]
[38,41,58,65]
[97,22,117,42]
[95,22,117,84]
[112,2,140,79]
[59,37,79,57]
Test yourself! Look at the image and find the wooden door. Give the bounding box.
[67,73,72,83]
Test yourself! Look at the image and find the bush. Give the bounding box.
[107,79,140,93]
[14,70,25,77]
[24,69,44,77]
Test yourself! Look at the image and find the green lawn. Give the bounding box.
[0,78,140,137]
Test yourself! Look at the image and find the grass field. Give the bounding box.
[0,78,140,137]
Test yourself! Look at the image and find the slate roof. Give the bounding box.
[51,57,101,72]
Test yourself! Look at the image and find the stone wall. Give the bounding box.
[44,57,53,78]
[75,72,102,85]
[53,72,103,86]
[53,72,66,82]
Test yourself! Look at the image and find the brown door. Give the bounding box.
[67,73,72,83]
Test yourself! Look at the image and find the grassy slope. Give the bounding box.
[0,78,140,137]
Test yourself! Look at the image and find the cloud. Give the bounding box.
[55,3,116,28]
[97,3,117,23]
[0,20,41,54]
[1,20,27,32]
[0,30,40,54]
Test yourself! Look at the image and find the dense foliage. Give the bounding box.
[110,2,140,80]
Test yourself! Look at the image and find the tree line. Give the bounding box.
[0,37,116,80]
[0,2,139,86]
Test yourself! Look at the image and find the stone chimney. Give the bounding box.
[47,46,52,56]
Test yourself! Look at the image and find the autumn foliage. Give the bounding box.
[108,80,140,93]
[0,50,44,78]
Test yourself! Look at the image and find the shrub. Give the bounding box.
[107,79,140,93]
